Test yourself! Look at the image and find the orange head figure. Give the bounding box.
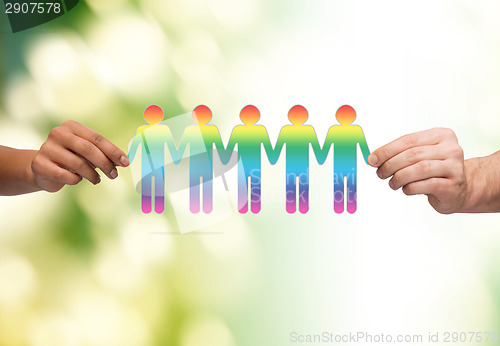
[144,105,164,125]
[288,105,308,125]
[240,105,260,125]
[336,105,357,125]
[192,105,212,125]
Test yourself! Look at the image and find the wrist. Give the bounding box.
[24,150,43,192]
[459,157,483,212]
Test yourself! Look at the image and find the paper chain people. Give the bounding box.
[129,104,370,214]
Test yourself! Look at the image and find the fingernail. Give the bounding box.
[368,154,378,166]
[389,180,395,189]
[376,169,383,178]
[110,169,118,179]
[120,155,130,167]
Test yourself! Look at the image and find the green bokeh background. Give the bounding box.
[1,1,500,345]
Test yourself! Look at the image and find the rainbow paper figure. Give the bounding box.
[174,105,226,214]
[128,105,178,213]
[319,105,370,214]
[221,105,274,214]
[269,105,323,214]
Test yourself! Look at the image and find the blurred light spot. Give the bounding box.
[0,119,42,149]
[141,0,208,28]
[120,214,173,267]
[0,254,37,308]
[121,215,173,266]
[172,30,220,69]
[0,191,59,242]
[70,292,151,346]
[181,314,235,346]
[94,246,144,294]
[26,33,112,119]
[210,0,258,30]
[5,75,44,122]
[176,76,224,112]
[29,313,81,346]
[0,121,61,241]
[85,0,128,14]
[27,34,79,84]
[76,175,130,225]
[199,217,252,261]
[225,55,272,100]
[171,30,224,109]
[87,13,171,99]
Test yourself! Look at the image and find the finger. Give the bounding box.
[49,146,101,185]
[402,177,452,196]
[368,128,449,167]
[37,158,83,186]
[63,134,118,180]
[389,160,453,190]
[376,143,447,179]
[64,120,130,167]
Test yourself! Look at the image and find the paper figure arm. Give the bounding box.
[357,126,370,164]
[262,127,281,165]
[128,127,145,163]
[173,130,189,165]
[316,127,334,165]
[266,128,282,165]
[219,128,237,165]
[309,127,325,165]
[211,128,231,165]
[164,128,181,164]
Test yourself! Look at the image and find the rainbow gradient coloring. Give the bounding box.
[128,105,178,214]
[222,105,274,214]
[271,105,323,214]
[129,104,370,214]
[319,105,370,213]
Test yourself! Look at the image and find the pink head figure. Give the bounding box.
[144,105,164,125]
[288,105,308,125]
[240,105,260,125]
[192,105,212,125]
[336,105,357,125]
